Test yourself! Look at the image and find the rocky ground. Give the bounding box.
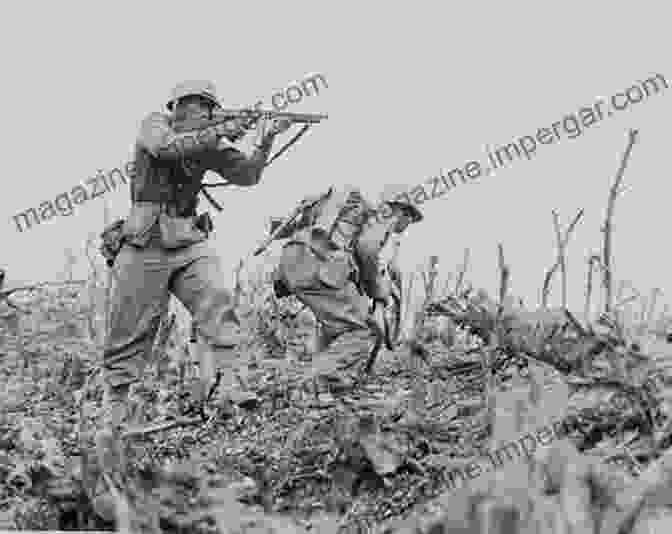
[2,283,672,533]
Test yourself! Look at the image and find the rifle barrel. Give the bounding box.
[174,110,327,133]
[216,109,328,123]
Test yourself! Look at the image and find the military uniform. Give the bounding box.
[272,186,422,386]
[92,81,292,520]
[98,81,283,452]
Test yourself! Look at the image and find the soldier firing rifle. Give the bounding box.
[93,79,326,520]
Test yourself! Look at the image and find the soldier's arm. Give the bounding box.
[137,112,221,161]
[355,217,399,300]
[202,135,276,187]
[357,218,396,262]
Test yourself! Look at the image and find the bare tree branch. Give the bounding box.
[454,247,470,296]
[497,243,509,318]
[541,209,584,308]
[554,210,567,308]
[603,129,639,314]
[585,254,601,321]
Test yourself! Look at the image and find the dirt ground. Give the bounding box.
[1,284,671,533]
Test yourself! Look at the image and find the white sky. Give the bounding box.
[1,1,671,317]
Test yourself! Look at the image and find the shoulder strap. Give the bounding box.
[312,188,352,236]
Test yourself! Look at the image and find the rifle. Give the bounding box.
[252,188,333,257]
[253,205,304,257]
[174,108,328,134]
[176,108,327,211]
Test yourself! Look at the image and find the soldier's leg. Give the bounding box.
[295,282,378,376]
[278,244,370,333]
[296,282,371,339]
[100,245,172,435]
[277,244,376,379]
[93,245,173,519]
[170,243,247,411]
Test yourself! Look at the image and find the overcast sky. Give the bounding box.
[1,1,670,318]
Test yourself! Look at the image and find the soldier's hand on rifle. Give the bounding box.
[257,116,292,139]
[269,117,292,135]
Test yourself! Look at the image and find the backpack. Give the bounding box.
[308,187,374,251]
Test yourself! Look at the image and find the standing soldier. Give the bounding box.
[269,185,423,392]
[94,80,291,516]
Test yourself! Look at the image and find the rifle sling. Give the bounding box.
[198,124,313,212]
[265,124,311,167]
[200,187,223,212]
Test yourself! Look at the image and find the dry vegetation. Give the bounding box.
[3,130,672,532]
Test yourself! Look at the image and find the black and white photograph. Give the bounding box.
[0,2,671,532]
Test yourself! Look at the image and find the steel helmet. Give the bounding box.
[379,185,423,223]
[166,80,220,111]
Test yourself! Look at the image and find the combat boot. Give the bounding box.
[182,372,236,421]
[91,383,129,521]
[190,340,249,420]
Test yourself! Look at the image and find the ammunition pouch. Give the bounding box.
[100,218,127,267]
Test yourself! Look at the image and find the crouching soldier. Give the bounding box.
[269,186,423,393]
[93,80,291,519]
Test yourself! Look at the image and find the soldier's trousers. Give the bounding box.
[101,240,246,427]
[276,243,375,374]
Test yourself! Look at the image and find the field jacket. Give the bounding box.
[122,112,268,249]
[274,187,399,298]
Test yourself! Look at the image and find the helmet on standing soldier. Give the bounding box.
[167,80,220,111]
